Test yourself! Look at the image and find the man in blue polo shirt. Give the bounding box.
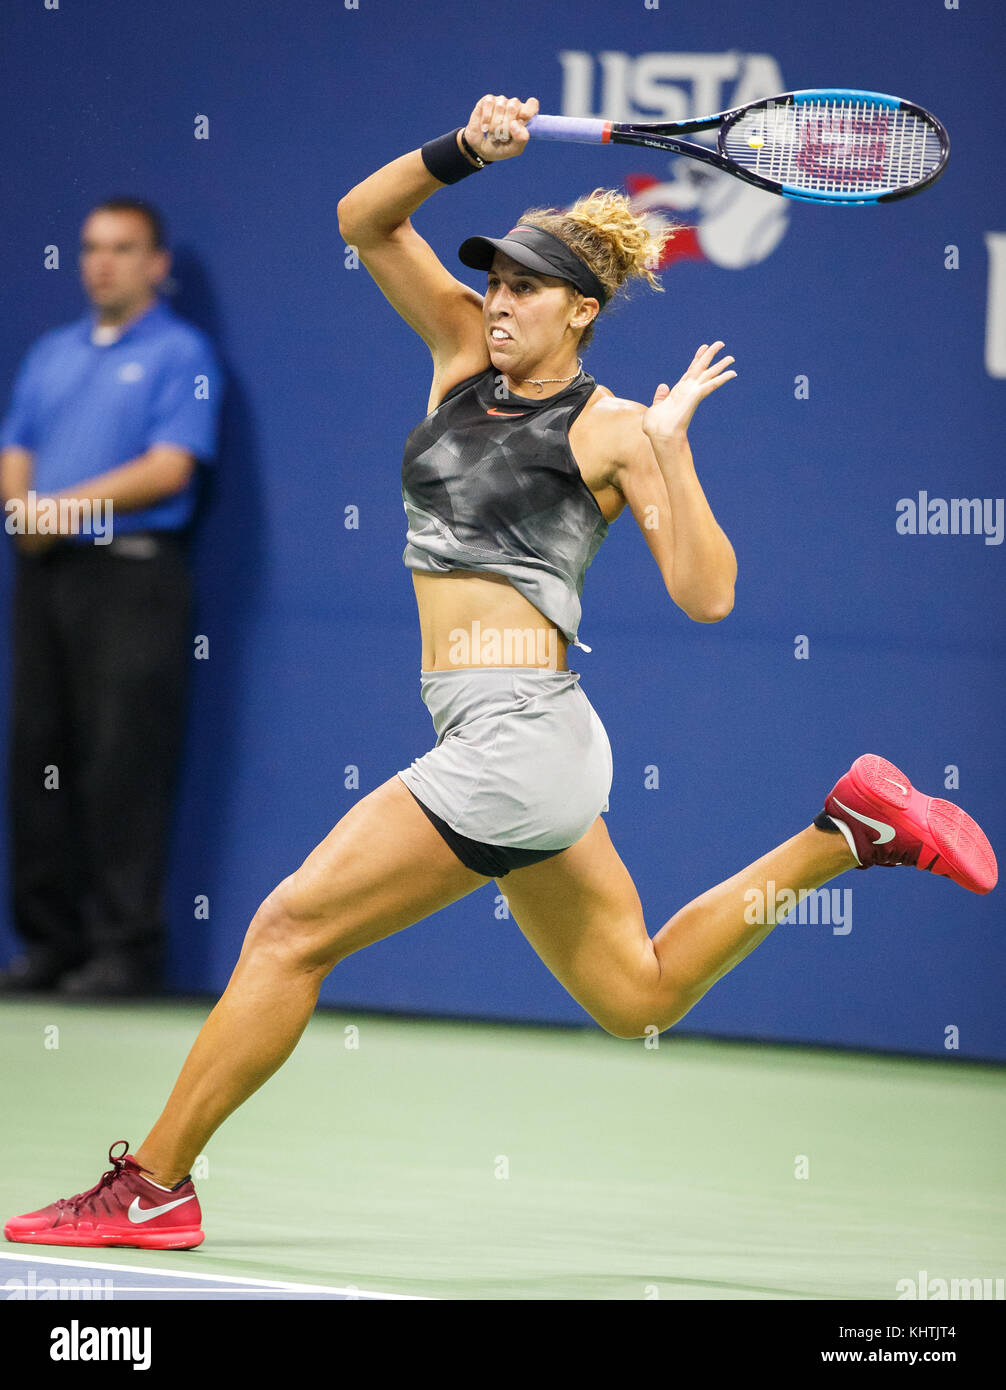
[0,198,222,996]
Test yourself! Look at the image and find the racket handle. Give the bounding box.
[526,114,610,144]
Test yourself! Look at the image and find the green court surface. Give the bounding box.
[1,1000,1003,1300]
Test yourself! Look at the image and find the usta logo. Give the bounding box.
[558,50,789,270]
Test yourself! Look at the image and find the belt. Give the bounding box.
[103,530,186,557]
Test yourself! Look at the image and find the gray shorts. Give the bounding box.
[397,666,612,874]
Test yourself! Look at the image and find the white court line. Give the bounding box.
[44,1284,397,1295]
[0,1249,432,1299]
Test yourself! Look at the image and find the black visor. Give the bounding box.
[458,224,609,307]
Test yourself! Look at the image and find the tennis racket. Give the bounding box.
[526,89,949,204]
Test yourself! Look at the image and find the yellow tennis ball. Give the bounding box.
[748,136,765,149]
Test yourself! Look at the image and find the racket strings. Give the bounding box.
[725,100,943,194]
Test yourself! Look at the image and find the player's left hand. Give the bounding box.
[642,342,737,441]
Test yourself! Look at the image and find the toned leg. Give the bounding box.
[498,817,855,1039]
[135,777,487,1184]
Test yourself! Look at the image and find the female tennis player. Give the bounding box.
[6,93,997,1250]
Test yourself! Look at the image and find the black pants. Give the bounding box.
[7,535,192,974]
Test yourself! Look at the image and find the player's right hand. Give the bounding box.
[463,95,539,163]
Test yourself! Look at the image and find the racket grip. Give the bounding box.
[526,114,610,144]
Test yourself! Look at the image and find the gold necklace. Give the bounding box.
[511,358,583,396]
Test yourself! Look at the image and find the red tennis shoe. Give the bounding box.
[4,1141,203,1250]
[819,754,998,894]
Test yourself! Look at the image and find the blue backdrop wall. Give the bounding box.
[1,0,1003,1059]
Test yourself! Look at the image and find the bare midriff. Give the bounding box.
[408,378,627,673]
[412,570,569,672]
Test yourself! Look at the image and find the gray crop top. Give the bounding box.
[400,366,608,646]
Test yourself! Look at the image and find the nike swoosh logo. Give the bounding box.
[485,408,528,416]
[831,796,896,845]
[127,1194,194,1224]
[883,777,909,795]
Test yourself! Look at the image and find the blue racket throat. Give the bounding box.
[527,88,949,206]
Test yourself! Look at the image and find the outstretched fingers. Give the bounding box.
[700,366,738,397]
[690,340,726,369]
[695,342,737,392]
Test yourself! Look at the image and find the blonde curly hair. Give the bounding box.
[516,188,680,348]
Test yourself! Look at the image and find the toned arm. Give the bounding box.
[610,398,736,623]
[337,96,538,373]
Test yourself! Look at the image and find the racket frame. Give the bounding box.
[527,89,950,204]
